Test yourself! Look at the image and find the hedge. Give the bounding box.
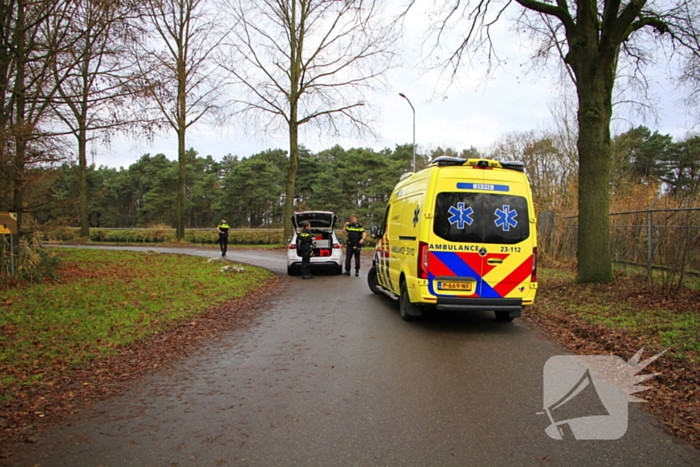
[43,227,285,245]
[41,226,377,247]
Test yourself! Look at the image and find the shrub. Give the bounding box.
[229,230,284,245]
[90,228,108,242]
[40,218,80,242]
[0,232,60,283]
[186,229,219,244]
[41,227,286,245]
[41,225,377,248]
[143,224,176,243]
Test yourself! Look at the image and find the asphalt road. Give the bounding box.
[13,246,700,466]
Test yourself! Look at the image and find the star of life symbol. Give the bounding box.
[539,347,666,440]
[413,204,420,228]
[494,205,518,231]
[447,203,473,229]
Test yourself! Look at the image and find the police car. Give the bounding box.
[287,211,343,275]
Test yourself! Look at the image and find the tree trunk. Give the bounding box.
[176,58,187,240]
[78,126,89,238]
[570,21,616,283]
[576,88,614,282]
[11,147,24,250]
[176,127,186,240]
[284,116,298,240]
[284,0,300,241]
[10,0,26,251]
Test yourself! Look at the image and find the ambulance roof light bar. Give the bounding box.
[429,156,467,166]
[499,161,525,172]
[428,156,525,172]
[429,156,498,168]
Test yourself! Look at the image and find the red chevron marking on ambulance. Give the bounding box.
[493,256,533,297]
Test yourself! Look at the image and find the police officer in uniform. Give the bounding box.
[342,214,366,276]
[217,218,230,256]
[297,221,314,279]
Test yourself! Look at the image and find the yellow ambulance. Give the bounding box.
[368,156,538,321]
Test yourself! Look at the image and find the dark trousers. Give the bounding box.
[300,250,311,276]
[219,234,228,254]
[345,243,361,272]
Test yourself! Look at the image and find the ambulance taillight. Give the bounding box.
[418,241,429,279]
[531,247,537,282]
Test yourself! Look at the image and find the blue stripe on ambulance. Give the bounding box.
[427,251,501,298]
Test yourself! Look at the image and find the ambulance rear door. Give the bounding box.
[427,168,534,301]
[477,169,534,300]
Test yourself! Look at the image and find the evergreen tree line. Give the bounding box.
[34,144,429,230]
[610,128,700,198]
[31,125,700,235]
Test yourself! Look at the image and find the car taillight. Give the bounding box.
[418,241,429,279]
[332,243,341,249]
[288,244,296,250]
[531,247,537,282]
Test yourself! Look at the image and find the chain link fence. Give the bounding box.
[539,207,700,283]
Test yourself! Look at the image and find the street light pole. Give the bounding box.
[398,92,416,172]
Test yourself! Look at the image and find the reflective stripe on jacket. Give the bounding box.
[297,231,313,251]
[346,223,365,243]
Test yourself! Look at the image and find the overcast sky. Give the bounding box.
[97,1,699,169]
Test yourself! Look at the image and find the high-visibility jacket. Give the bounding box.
[218,222,230,236]
[345,223,365,243]
[297,230,313,252]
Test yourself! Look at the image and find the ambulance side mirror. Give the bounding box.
[370,224,380,239]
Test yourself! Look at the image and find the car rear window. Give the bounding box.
[433,192,530,244]
[296,213,334,228]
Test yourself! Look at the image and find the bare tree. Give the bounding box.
[678,24,700,124]
[418,0,700,283]
[489,130,576,212]
[221,0,397,238]
[135,0,225,240]
[547,91,579,176]
[0,0,81,242]
[52,0,141,238]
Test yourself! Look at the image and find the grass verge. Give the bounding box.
[527,266,700,450]
[0,249,274,404]
[532,267,699,362]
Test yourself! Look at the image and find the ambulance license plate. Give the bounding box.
[438,281,473,291]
